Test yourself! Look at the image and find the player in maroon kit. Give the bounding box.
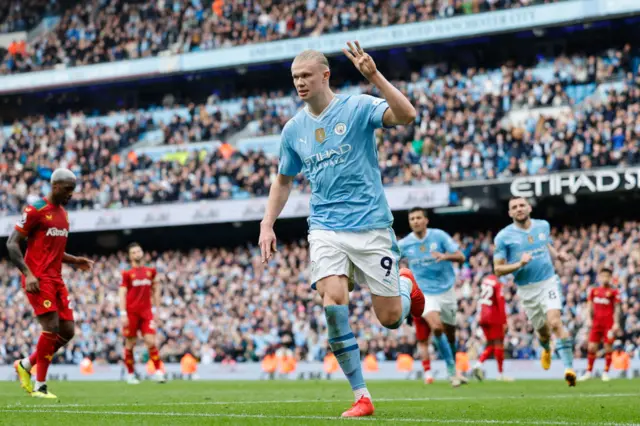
[472,275,512,381]
[119,242,165,384]
[579,267,621,382]
[7,169,94,398]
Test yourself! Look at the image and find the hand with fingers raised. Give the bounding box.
[342,41,378,81]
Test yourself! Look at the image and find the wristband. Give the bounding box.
[120,310,127,317]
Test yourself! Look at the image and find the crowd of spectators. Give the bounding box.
[0,220,638,367]
[0,0,59,34]
[1,45,638,215]
[0,0,560,75]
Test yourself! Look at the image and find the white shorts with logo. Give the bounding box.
[308,228,400,297]
[423,287,457,326]
[517,275,562,330]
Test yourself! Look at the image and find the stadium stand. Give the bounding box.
[1,44,638,214]
[0,0,560,74]
[0,220,637,365]
[0,0,59,33]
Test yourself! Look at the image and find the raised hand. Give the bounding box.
[342,41,378,81]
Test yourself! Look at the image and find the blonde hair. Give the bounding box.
[293,50,329,68]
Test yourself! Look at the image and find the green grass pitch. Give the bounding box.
[1,379,639,425]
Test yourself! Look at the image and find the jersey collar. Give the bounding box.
[304,96,338,122]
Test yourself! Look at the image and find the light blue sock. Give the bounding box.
[387,276,412,329]
[434,333,456,376]
[325,305,366,391]
[556,338,574,369]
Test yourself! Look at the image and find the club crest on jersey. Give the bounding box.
[419,245,426,252]
[45,214,53,221]
[315,128,326,143]
[528,235,534,244]
[334,122,347,136]
[147,271,152,278]
[43,300,52,308]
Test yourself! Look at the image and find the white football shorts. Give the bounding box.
[308,228,400,297]
[423,287,457,326]
[517,275,563,330]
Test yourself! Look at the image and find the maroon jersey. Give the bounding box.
[14,198,69,280]
[588,286,620,328]
[121,266,157,313]
[479,275,507,326]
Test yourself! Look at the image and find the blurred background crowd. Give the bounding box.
[0,221,638,365]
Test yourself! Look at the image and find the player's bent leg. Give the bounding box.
[580,342,599,381]
[144,333,166,384]
[416,340,433,384]
[31,311,60,399]
[317,276,374,418]
[536,323,552,371]
[602,342,613,382]
[56,319,75,353]
[370,269,421,330]
[124,337,139,384]
[546,309,575,386]
[399,268,425,318]
[424,311,457,385]
[371,294,404,329]
[443,322,468,385]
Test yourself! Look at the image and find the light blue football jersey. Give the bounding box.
[494,219,555,286]
[398,229,459,295]
[278,94,393,231]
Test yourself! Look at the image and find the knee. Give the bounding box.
[318,276,349,306]
[430,321,444,336]
[125,338,136,349]
[588,344,598,353]
[63,328,75,341]
[378,306,404,329]
[547,318,563,333]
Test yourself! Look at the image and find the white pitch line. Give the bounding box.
[4,392,639,409]
[0,408,635,425]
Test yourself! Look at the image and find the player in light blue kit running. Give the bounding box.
[493,197,577,386]
[399,207,467,387]
[258,42,425,418]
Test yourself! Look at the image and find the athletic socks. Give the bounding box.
[494,346,505,374]
[433,333,456,376]
[24,333,71,370]
[149,346,162,370]
[325,305,369,401]
[124,348,135,374]
[35,331,57,383]
[604,352,612,372]
[556,338,574,369]
[478,346,494,364]
[386,276,412,329]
